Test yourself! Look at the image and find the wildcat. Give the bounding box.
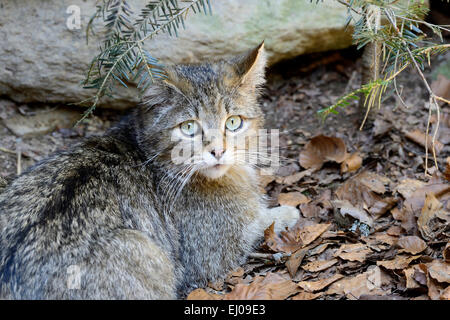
[0,43,299,299]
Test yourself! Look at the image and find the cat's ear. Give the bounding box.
[225,41,267,92]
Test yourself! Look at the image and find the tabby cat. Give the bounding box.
[0,43,299,299]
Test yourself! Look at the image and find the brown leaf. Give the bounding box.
[335,171,395,220]
[332,199,374,227]
[441,286,450,300]
[275,169,314,185]
[371,233,398,246]
[187,288,223,300]
[391,207,416,234]
[278,192,309,207]
[291,291,323,300]
[377,255,421,270]
[298,274,344,292]
[404,265,426,289]
[405,129,444,155]
[418,193,450,240]
[299,135,347,171]
[386,225,403,236]
[223,273,300,300]
[327,267,392,299]
[395,179,426,199]
[341,153,363,173]
[259,174,275,188]
[427,259,450,284]
[431,113,450,145]
[299,202,321,219]
[262,222,302,254]
[419,263,448,300]
[444,243,450,263]
[431,74,450,101]
[403,180,449,217]
[286,247,309,277]
[397,236,427,254]
[334,243,373,263]
[302,259,338,272]
[372,118,392,137]
[445,157,450,182]
[298,223,331,246]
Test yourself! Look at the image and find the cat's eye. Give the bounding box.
[225,115,243,132]
[180,120,199,137]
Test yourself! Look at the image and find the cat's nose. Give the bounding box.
[210,148,225,159]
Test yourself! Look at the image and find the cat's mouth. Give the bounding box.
[199,164,231,179]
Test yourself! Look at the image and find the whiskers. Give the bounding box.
[157,162,199,216]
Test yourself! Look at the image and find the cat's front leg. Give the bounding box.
[259,205,300,234]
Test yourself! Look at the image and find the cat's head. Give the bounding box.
[134,43,268,180]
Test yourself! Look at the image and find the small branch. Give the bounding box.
[0,146,16,155]
[248,252,291,262]
[385,10,442,175]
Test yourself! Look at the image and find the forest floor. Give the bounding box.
[0,46,448,300]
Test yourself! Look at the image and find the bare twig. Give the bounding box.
[384,10,442,175]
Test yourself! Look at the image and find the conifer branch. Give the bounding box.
[79,0,211,123]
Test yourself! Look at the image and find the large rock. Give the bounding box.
[0,0,358,109]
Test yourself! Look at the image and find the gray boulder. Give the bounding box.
[0,0,357,109]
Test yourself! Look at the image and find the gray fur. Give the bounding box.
[0,44,298,299]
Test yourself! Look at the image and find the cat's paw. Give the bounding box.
[267,205,300,233]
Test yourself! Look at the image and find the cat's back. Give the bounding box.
[0,128,146,236]
[0,128,177,299]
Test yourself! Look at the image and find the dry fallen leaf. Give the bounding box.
[291,291,323,300]
[223,273,300,300]
[444,243,450,263]
[405,129,444,155]
[263,219,329,254]
[393,176,449,233]
[263,222,301,253]
[298,273,344,292]
[327,266,392,299]
[404,265,426,289]
[445,157,450,182]
[187,288,222,300]
[418,193,449,240]
[275,169,314,185]
[301,259,338,272]
[334,243,373,263]
[431,74,450,102]
[419,263,448,300]
[395,179,426,200]
[341,153,363,173]
[298,223,331,246]
[286,246,309,277]
[377,255,421,270]
[370,233,398,246]
[397,236,427,255]
[427,259,450,284]
[403,178,449,216]
[335,171,395,220]
[278,192,309,207]
[299,135,347,171]
[441,286,450,300]
[332,199,374,227]
[386,225,403,236]
[259,174,275,188]
[431,113,450,145]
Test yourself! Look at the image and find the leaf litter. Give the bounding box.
[187,98,449,300]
